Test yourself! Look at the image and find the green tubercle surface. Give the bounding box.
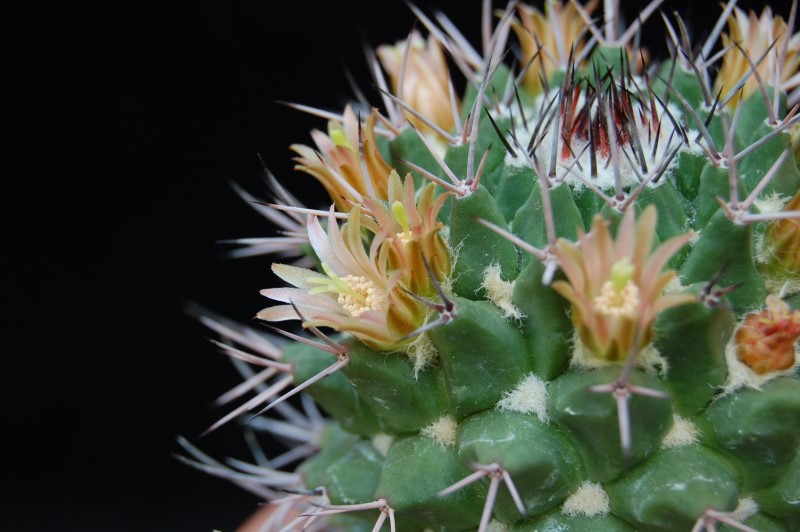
[548,368,673,482]
[606,445,740,531]
[456,409,584,519]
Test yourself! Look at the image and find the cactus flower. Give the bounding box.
[291,105,392,209]
[512,0,597,96]
[185,3,800,530]
[763,189,800,277]
[362,171,450,298]
[715,4,800,107]
[551,206,696,362]
[258,207,424,351]
[377,30,456,139]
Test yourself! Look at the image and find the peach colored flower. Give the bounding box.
[291,105,392,210]
[258,170,452,350]
[362,171,451,299]
[551,206,696,362]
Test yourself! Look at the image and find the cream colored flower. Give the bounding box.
[362,171,451,299]
[377,30,456,138]
[291,105,392,210]
[258,171,452,351]
[715,4,800,107]
[551,206,696,362]
[258,207,424,351]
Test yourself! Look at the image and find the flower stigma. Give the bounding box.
[391,200,413,244]
[594,259,640,319]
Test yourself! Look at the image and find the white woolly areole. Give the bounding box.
[720,326,800,394]
[496,373,549,422]
[660,415,700,449]
[371,434,394,457]
[503,147,529,168]
[561,481,610,517]
[486,520,508,532]
[421,415,457,447]
[405,332,438,379]
[664,274,689,295]
[753,192,789,215]
[569,331,668,375]
[732,497,759,522]
[481,263,524,321]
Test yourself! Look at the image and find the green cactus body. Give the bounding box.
[184,1,800,530]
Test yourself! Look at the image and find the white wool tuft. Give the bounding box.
[569,331,668,375]
[661,415,700,448]
[421,415,458,447]
[732,497,759,522]
[753,193,789,215]
[486,520,509,532]
[496,373,549,422]
[405,333,438,379]
[561,481,610,517]
[481,263,524,321]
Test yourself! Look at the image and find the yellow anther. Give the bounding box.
[594,280,641,319]
[337,275,386,316]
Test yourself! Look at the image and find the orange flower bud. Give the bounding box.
[736,295,800,374]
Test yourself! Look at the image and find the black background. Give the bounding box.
[7,1,793,530]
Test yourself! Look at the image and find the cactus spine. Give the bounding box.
[179,1,800,530]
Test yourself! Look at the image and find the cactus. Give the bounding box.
[178,1,800,530]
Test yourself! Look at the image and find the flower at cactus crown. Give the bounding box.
[291,105,392,210]
[257,207,426,351]
[376,30,456,139]
[763,189,800,278]
[736,295,800,375]
[715,5,800,107]
[551,206,696,362]
[362,170,451,299]
[511,0,598,96]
